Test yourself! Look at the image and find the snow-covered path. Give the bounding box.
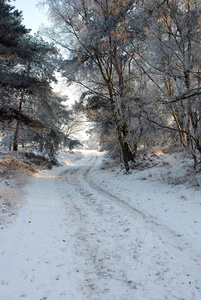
[0,150,201,299]
[0,154,84,299]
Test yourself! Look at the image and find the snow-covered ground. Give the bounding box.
[0,149,201,299]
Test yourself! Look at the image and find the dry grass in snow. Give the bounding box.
[0,151,57,228]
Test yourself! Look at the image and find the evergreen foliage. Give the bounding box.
[0,0,73,156]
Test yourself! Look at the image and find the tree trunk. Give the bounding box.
[113,41,135,167]
[169,103,185,146]
[116,124,130,171]
[13,121,20,151]
[13,92,24,151]
[95,51,130,171]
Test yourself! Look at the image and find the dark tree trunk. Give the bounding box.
[13,93,24,151]
[13,121,20,151]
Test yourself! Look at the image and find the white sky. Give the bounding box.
[10,0,50,33]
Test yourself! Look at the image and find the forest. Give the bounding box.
[1,0,201,172]
[0,2,201,298]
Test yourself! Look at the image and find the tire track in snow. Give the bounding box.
[56,153,201,299]
[84,155,201,261]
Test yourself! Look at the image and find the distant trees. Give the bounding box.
[39,0,201,170]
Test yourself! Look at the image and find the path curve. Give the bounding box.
[0,150,200,300]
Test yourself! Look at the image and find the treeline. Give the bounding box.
[0,0,75,156]
[40,0,201,171]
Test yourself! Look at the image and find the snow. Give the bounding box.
[0,149,201,299]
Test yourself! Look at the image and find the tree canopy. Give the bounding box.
[2,0,201,170]
[39,0,201,170]
[0,0,75,155]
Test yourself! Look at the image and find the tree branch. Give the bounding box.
[0,108,47,129]
[163,87,201,104]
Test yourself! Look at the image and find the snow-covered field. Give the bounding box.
[0,149,201,299]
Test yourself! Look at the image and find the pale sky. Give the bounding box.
[10,0,50,33]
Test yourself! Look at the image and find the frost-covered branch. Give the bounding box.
[163,88,201,104]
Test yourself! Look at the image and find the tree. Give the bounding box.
[40,0,140,171]
[40,0,201,169]
[0,0,61,154]
[141,0,201,167]
[69,140,83,151]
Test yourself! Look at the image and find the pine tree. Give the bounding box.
[0,0,60,153]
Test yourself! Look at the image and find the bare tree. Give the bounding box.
[40,0,142,170]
